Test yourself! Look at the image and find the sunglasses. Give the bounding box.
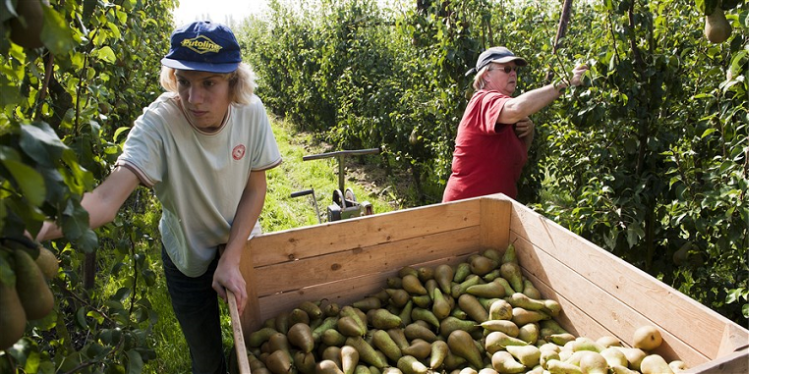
[489,66,518,74]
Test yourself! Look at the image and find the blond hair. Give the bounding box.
[472,66,490,91]
[159,62,257,106]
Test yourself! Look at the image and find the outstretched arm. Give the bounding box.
[212,170,267,315]
[498,64,589,125]
[36,166,141,241]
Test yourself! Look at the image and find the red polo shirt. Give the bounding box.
[442,90,529,202]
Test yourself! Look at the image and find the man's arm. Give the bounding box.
[212,169,267,315]
[37,167,141,241]
[497,65,589,125]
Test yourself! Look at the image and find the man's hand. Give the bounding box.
[570,64,590,87]
[212,253,247,315]
[514,118,534,139]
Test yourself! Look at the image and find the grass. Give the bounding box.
[136,115,400,373]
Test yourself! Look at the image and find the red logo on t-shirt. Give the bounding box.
[232,144,246,160]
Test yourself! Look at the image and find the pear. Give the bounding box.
[458,294,488,323]
[35,246,59,280]
[0,281,26,350]
[600,347,628,367]
[482,248,502,263]
[506,344,541,367]
[248,327,279,349]
[316,359,345,374]
[633,325,663,351]
[469,255,498,276]
[517,323,540,344]
[484,331,527,354]
[398,355,428,374]
[401,274,428,295]
[640,354,674,374]
[313,316,340,342]
[403,322,437,342]
[401,338,432,360]
[398,266,418,278]
[288,322,315,353]
[501,242,518,264]
[491,350,526,373]
[340,345,359,374]
[511,307,550,326]
[431,288,451,320]
[499,262,524,293]
[595,335,622,348]
[507,293,546,311]
[704,5,732,44]
[480,320,519,337]
[346,336,388,369]
[265,349,293,374]
[352,296,383,311]
[447,330,484,369]
[13,249,54,320]
[387,328,410,350]
[549,333,576,346]
[617,347,647,371]
[609,365,639,374]
[488,299,513,321]
[669,360,687,372]
[440,316,479,339]
[578,351,609,374]
[338,316,366,337]
[294,350,317,374]
[322,328,347,347]
[368,308,403,330]
[434,264,455,295]
[417,266,434,283]
[386,288,411,308]
[522,279,542,300]
[453,262,472,283]
[572,337,603,353]
[411,307,440,330]
[371,329,402,362]
[466,281,506,299]
[429,340,449,369]
[544,359,582,374]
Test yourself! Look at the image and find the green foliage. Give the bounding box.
[1,0,176,371]
[241,0,748,327]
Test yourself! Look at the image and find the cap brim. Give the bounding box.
[161,58,239,73]
[492,56,528,66]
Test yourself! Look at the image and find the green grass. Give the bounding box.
[136,115,398,373]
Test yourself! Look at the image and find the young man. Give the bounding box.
[37,21,282,373]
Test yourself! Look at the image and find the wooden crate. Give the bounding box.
[228,194,749,374]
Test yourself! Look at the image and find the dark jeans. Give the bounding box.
[162,246,227,374]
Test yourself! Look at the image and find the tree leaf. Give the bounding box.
[41,6,76,55]
[1,159,46,206]
[126,349,144,374]
[19,123,67,167]
[92,45,116,64]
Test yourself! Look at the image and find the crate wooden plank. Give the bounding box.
[510,231,707,366]
[248,199,483,267]
[249,226,483,298]
[507,201,748,365]
[683,347,748,374]
[477,195,512,250]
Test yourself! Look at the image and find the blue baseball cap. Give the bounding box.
[466,46,528,76]
[161,21,242,73]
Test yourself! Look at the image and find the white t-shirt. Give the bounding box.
[117,92,282,277]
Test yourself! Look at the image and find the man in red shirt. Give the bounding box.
[443,47,588,202]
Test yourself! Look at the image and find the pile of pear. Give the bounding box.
[1,246,58,350]
[244,244,685,374]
